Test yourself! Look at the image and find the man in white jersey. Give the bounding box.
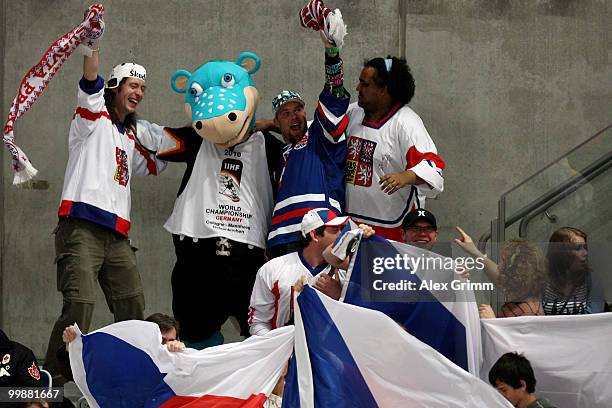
[44,19,166,382]
[248,208,349,335]
[345,56,445,242]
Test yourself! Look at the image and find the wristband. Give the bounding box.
[325,47,339,56]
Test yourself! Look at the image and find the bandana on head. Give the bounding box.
[2,4,104,185]
[272,90,305,115]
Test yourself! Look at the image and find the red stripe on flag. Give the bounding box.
[73,107,111,122]
[405,146,446,170]
[159,393,268,408]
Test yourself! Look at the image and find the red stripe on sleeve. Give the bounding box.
[271,281,280,330]
[290,286,295,317]
[406,146,446,170]
[134,142,158,176]
[73,107,111,122]
[329,115,348,138]
[316,104,348,139]
[247,307,256,325]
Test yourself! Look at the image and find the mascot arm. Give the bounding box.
[263,130,285,199]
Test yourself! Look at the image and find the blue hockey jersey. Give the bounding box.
[267,88,349,249]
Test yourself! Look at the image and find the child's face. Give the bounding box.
[161,328,177,345]
[495,380,527,406]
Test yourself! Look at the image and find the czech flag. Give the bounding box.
[283,285,511,407]
[340,235,482,374]
[68,321,293,407]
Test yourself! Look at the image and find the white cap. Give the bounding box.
[106,63,146,89]
[300,208,349,237]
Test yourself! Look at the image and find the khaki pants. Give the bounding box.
[44,218,145,379]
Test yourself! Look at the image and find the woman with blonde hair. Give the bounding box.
[455,227,547,318]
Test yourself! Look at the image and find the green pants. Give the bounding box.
[44,218,145,380]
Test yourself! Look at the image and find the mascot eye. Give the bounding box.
[221,73,235,88]
[189,83,204,97]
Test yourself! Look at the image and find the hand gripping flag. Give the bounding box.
[481,313,612,408]
[2,4,104,185]
[68,321,294,408]
[283,285,512,407]
[337,234,483,374]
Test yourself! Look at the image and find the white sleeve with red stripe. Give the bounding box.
[130,120,170,176]
[248,267,277,336]
[400,112,445,197]
[69,82,107,147]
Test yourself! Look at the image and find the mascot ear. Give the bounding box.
[236,52,260,75]
[171,70,192,94]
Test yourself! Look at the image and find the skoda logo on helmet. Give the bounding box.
[129,68,146,80]
[106,62,147,89]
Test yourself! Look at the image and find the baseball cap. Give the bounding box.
[401,209,437,230]
[106,62,147,89]
[272,90,305,115]
[300,208,349,237]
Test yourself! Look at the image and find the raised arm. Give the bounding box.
[454,226,500,282]
[83,50,99,81]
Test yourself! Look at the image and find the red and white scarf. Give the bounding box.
[2,4,104,185]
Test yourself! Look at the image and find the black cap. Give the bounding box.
[401,209,437,230]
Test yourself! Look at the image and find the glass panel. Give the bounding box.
[501,124,612,224]
[495,125,612,312]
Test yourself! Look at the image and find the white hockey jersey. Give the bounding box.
[344,103,445,238]
[137,124,279,249]
[58,77,166,237]
[248,251,335,336]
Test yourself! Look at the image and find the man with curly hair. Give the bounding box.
[344,57,445,241]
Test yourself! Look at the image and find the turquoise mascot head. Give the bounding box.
[171,52,260,147]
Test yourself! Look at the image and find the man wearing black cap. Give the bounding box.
[400,209,439,251]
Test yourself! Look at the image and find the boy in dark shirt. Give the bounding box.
[489,352,557,408]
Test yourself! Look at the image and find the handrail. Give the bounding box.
[500,123,612,198]
[518,151,612,237]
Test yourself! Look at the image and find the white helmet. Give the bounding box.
[106,63,146,89]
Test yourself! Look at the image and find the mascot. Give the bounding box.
[139,53,283,349]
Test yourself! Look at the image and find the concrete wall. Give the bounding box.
[1,0,611,357]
